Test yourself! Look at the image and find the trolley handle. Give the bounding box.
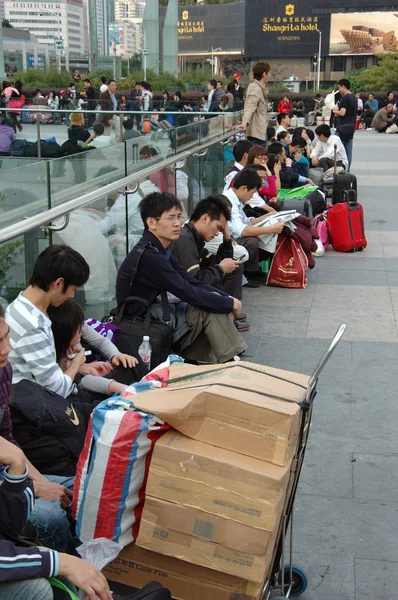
[304,323,346,407]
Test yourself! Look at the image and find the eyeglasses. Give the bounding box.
[255,155,267,162]
[155,214,183,224]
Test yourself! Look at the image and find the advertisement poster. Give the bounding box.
[330,12,398,55]
[109,26,125,57]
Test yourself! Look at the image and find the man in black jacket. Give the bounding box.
[82,78,96,128]
[116,192,247,363]
[171,195,249,332]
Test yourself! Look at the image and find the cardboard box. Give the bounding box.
[103,544,266,600]
[129,361,308,466]
[146,430,291,531]
[137,497,274,583]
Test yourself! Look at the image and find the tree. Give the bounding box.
[2,19,13,28]
[354,53,398,92]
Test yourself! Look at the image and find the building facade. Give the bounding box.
[4,0,85,56]
[87,0,107,56]
[109,20,137,57]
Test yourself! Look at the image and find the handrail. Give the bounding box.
[0,126,239,244]
[3,107,242,116]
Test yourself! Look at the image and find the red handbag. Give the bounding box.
[266,235,308,289]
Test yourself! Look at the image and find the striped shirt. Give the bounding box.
[6,293,74,398]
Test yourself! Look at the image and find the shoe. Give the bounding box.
[236,312,247,321]
[243,281,260,289]
[244,271,265,279]
[234,319,250,332]
[366,127,373,131]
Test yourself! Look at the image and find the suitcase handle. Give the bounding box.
[303,323,346,408]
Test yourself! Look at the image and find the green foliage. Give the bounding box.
[2,19,13,27]
[13,68,72,89]
[352,53,398,92]
[0,241,23,289]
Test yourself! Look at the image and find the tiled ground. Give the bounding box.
[242,130,398,600]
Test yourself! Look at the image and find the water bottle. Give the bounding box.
[138,336,152,371]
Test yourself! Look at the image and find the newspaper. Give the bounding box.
[255,210,300,253]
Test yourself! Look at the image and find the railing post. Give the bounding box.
[36,113,42,160]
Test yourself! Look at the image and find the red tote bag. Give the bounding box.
[266,235,309,289]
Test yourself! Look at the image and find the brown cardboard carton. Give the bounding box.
[146,430,292,531]
[103,544,266,600]
[128,361,308,466]
[136,497,274,583]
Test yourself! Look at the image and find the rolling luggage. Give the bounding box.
[324,143,357,205]
[327,189,367,252]
[278,197,313,218]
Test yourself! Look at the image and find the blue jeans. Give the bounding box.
[338,134,354,171]
[0,578,53,600]
[30,475,76,553]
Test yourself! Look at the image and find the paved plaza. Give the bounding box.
[242,130,398,600]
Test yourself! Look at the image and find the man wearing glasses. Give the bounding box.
[116,192,247,364]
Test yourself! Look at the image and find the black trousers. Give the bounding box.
[318,157,346,171]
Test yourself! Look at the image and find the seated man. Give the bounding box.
[310,123,348,171]
[84,122,114,149]
[371,104,396,133]
[275,112,291,135]
[222,169,284,276]
[223,139,253,191]
[291,99,305,118]
[268,142,314,189]
[0,438,111,600]
[363,92,378,129]
[6,245,143,420]
[171,195,249,332]
[116,192,247,364]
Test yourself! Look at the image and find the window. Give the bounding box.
[331,56,346,72]
[352,55,367,70]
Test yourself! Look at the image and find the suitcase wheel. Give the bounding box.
[278,564,309,596]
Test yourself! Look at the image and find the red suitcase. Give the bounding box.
[327,190,367,253]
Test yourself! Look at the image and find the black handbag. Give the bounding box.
[105,242,173,369]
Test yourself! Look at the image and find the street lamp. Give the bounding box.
[211,46,221,77]
[317,29,322,92]
[40,7,61,71]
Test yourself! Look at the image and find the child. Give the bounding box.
[48,300,137,397]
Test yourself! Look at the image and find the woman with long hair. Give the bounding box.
[68,112,90,143]
[247,145,278,201]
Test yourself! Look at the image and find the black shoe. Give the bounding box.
[243,281,260,289]
[245,271,266,279]
[234,319,250,332]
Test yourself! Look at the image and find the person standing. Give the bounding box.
[239,61,270,147]
[332,79,357,171]
[81,78,96,128]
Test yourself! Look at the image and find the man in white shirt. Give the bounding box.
[206,79,217,112]
[310,124,348,171]
[223,139,253,192]
[84,123,114,149]
[275,112,291,135]
[223,168,284,275]
[99,76,108,93]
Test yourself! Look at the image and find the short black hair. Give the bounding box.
[108,79,116,85]
[306,128,315,142]
[315,124,331,138]
[267,142,284,156]
[47,300,85,363]
[247,164,268,173]
[29,245,90,292]
[233,139,253,162]
[84,78,91,84]
[267,154,280,175]
[140,145,158,157]
[174,91,182,99]
[93,123,105,136]
[290,136,306,148]
[338,78,351,89]
[276,112,289,125]
[209,79,217,88]
[316,93,321,98]
[139,192,182,228]
[100,76,107,83]
[277,131,289,141]
[216,80,223,86]
[232,168,262,191]
[266,126,276,139]
[123,120,133,130]
[190,195,231,223]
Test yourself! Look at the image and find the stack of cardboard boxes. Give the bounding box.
[103,361,310,599]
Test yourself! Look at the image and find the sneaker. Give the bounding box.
[243,281,260,289]
[233,355,241,361]
[234,319,250,333]
[366,127,373,131]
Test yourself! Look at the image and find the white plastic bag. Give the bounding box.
[77,538,122,599]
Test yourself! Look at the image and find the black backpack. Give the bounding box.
[25,140,63,158]
[10,380,86,477]
[113,582,172,600]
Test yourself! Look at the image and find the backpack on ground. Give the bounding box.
[113,582,172,600]
[10,139,28,157]
[25,140,63,158]
[10,380,86,477]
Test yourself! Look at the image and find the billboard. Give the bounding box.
[159,3,245,53]
[245,0,330,58]
[109,26,125,57]
[330,12,398,55]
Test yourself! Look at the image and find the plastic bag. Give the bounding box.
[77,538,122,599]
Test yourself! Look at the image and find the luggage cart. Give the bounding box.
[261,323,346,599]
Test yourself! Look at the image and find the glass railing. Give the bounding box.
[0,122,241,319]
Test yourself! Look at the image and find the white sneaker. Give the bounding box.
[366,127,373,131]
[233,355,241,361]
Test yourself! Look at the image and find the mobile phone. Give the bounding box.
[236,254,246,261]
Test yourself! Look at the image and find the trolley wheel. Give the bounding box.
[278,564,308,596]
